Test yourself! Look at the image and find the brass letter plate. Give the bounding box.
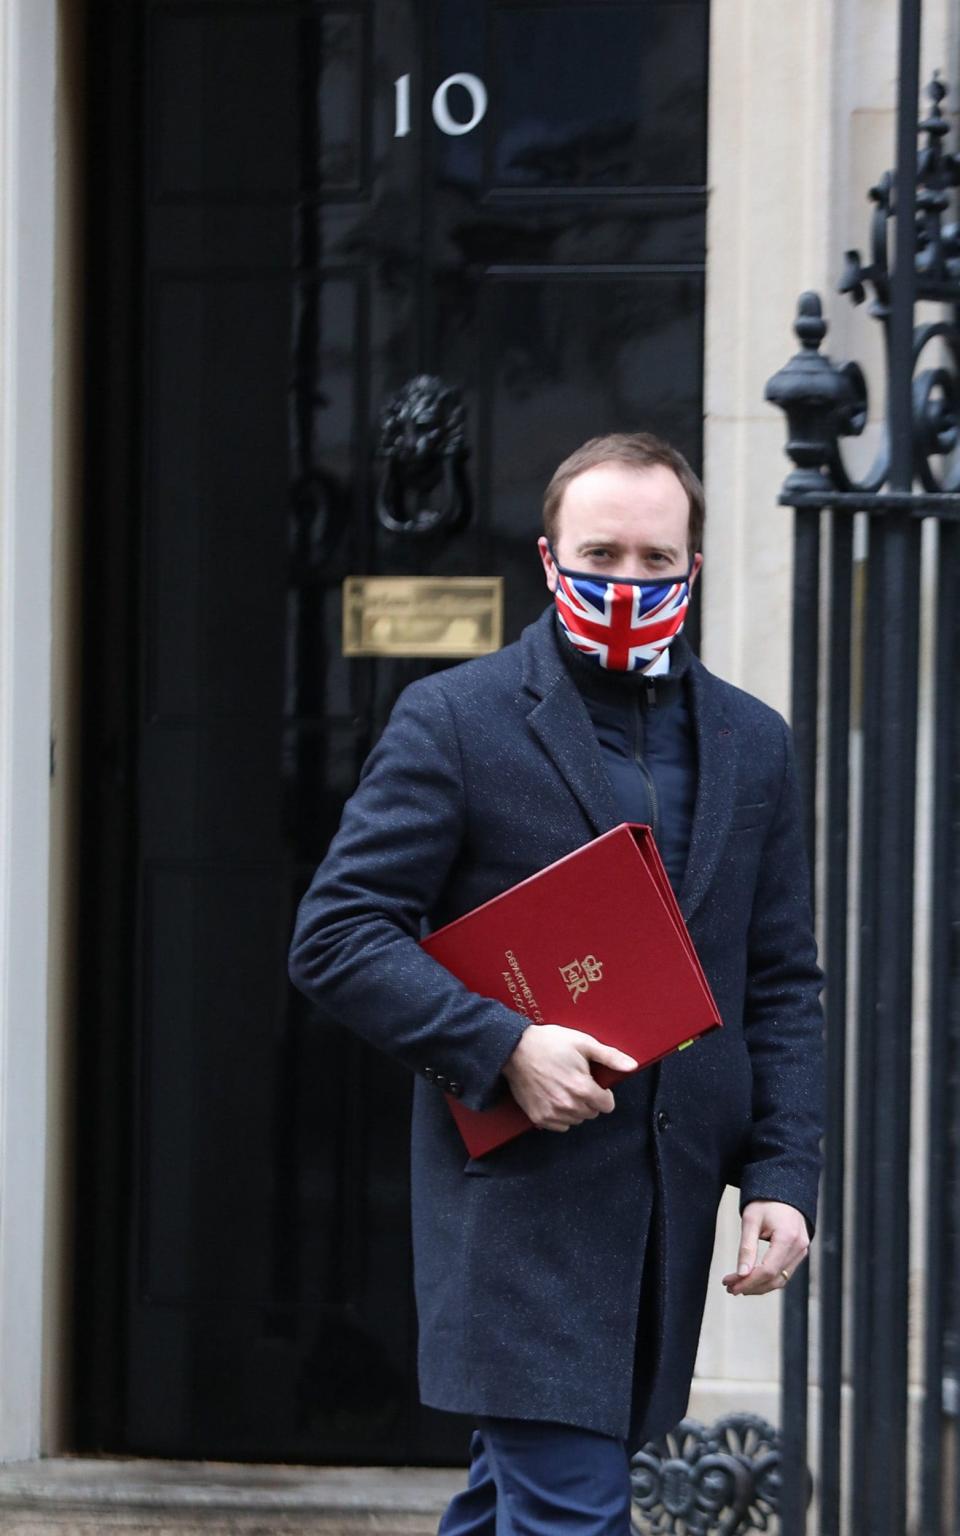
[342,576,504,658]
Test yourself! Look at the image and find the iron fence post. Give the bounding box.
[765,0,960,1528]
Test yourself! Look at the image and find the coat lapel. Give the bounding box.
[678,658,737,923]
[526,686,623,836]
[521,610,622,837]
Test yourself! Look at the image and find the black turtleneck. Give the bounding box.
[556,619,698,897]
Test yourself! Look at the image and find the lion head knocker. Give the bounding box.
[376,375,472,537]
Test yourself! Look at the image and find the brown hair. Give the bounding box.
[542,432,705,557]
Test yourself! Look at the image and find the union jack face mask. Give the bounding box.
[549,549,692,674]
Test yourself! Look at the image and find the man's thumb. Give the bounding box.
[580,1036,638,1074]
[737,1210,761,1277]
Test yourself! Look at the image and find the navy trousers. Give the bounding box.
[437,1420,633,1536]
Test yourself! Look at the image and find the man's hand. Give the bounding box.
[502,1025,637,1132]
[722,1200,810,1296]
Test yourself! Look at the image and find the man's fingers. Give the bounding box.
[551,1082,616,1122]
[737,1256,789,1295]
[505,1025,630,1130]
[734,1247,799,1295]
[578,1082,616,1116]
[723,1203,811,1295]
[527,1080,615,1130]
[745,1229,809,1293]
[759,1232,797,1283]
[578,1037,638,1074]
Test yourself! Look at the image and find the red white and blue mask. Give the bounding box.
[550,549,692,674]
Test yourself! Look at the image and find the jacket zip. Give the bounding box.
[633,693,660,840]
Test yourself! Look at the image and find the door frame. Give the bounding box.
[0,0,59,1463]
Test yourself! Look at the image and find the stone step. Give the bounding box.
[0,1458,463,1536]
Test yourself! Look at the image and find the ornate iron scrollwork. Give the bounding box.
[766,75,960,506]
[375,374,472,536]
[630,1415,792,1536]
[839,75,960,313]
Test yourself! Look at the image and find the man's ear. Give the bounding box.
[688,551,704,591]
[538,535,559,593]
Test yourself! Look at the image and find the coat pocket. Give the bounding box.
[730,800,769,833]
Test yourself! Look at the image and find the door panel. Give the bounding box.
[79,0,709,1462]
[487,4,708,190]
[149,7,371,200]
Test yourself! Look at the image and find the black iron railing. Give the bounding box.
[765,0,960,1529]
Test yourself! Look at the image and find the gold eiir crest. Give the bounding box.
[559,955,604,1002]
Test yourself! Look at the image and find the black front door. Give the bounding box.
[78,0,708,1464]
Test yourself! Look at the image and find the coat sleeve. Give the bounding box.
[737,716,826,1234]
[287,676,528,1112]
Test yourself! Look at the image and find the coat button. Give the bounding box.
[435,1073,449,1089]
[657,1110,670,1132]
[447,1081,463,1098]
[424,1067,437,1082]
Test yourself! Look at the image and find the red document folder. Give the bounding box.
[421,823,722,1157]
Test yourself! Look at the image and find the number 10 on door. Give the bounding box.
[394,74,488,138]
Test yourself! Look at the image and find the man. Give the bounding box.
[288,432,824,1536]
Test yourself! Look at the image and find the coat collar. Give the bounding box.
[520,608,737,924]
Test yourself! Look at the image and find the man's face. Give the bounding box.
[538,461,703,592]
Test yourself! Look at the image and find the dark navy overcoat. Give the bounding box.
[288,607,825,1443]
